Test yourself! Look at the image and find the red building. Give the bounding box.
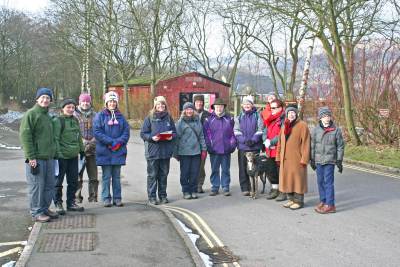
[108,72,230,119]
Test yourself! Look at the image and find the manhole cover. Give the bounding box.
[46,214,95,229]
[37,232,97,252]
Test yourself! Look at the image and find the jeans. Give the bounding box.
[147,159,170,200]
[209,153,231,192]
[26,159,55,218]
[316,164,335,205]
[76,155,99,201]
[101,165,122,202]
[180,155,201,194]
[55,157,78,207]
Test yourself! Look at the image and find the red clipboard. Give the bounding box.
[158,131,173,141]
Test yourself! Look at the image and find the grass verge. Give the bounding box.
[345,144,400,169]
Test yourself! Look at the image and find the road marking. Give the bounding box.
[0,247,22,258]
[0,241,27,247]
[166,205,240,267]
[344,164,400,180]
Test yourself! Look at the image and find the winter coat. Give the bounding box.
[198,109,210,124]
[311,122,345,165]
[55,115,84,159]
[19,104,57,160]
[203,112,236,155]
[93,108,130,166]
[234,107,263,151]
[263,111,285,158]
[140,112,177,160]
[276,119,311,194]
[175,115,206,156]
[74,107,97,156]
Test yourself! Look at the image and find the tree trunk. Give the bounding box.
[123,79,130,119]
[298,38,315,119]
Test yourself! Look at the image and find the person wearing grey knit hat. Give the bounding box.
[318,106,332,119]
[182,102,195,111]
[61,98,77,108]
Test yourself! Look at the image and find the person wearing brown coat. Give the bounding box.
[276,105,310,210]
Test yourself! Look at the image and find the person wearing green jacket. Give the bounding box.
[54,98,85,215]
[19,88,59,223]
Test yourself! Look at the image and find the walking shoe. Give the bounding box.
[283,200,294,208]
[159,198,169,204]
[209,191,218,196]
[191,193,198,199]
[76,197,83,204]
[55,202,66,215]
[316,205,336,214]
[67,203,84,212]
[88,197,98,203]
[197,187,205,194]
[114,200,124,207]
[314,202,325,212]
[45,209,59,219]
[242,191,250,196]
[149,198,159,205]
[266,189,279,200]
[32,214,50,223]
[183,193,192,200]
[275,192,287,202]
[223,191,231,196]
[289,202,304,210]
[104,201,112,207]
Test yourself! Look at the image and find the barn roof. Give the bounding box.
[110,72,230,87]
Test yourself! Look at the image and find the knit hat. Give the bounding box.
[79,93,92,103]
[242,95,254,105]
[61,98,77,108]
[36,88,53,101]
[154,96,167,107]
[104,91,119,106]
[193,94,205,103]
[285,105,298,117]
[318,106,332,119]
[183,102,195,110]
[211,98,226,109]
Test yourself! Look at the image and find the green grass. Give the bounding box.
[345,144,400,169]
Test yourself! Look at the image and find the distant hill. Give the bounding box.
[233,71,283,95]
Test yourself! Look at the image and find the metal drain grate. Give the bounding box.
[46,214,95,229]
[201,246,240,264]
[38,233,97,252]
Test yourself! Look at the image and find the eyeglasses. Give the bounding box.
[271,106,280,109]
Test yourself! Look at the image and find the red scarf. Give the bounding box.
[264,110,283,127]
[284,118,298,139]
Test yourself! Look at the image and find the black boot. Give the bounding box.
[266,189,279,200]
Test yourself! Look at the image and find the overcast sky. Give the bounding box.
[0,0,49,13]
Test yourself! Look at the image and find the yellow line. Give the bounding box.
[344,164,400,180]
[0,241,26,247]
[0,247,22,258]
[165,207,214,248]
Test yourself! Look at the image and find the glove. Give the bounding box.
[111,142,122,151]
[264,139,271,148]
[245,140,255,147]
[201,151,207,161]
[79,151,85,160]
[310,160,317,171]
[337,160,343,173]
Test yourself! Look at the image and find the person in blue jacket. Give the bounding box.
[93,91,130,207]
[140,96,176,205]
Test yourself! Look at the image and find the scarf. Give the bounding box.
[154,111,168,120]
[320,121,336,135]
[284,118,298,140]
[264,109,283,127]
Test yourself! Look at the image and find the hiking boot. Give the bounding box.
[283,200,294,208]
[32,214,50,223]
[266,189,279,200]
[223,191,231,196]
[183,193,192,200]
[104,200,112,207]
[45,209,59,219]
[191,193,198,199]
[197,187,205,194]
[55,202,66,215]
[242,191,250,196]
[114,200,124,207]
[209,191,218,196]
[316,205,336,214]
[159,198,169,204]
[67,203,84,212]
[149,198,158,205]
[275,192,287,202]
[314,202,325,212]
[289,202,304,210]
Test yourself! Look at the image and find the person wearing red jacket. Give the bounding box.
[261,93,277,123]
[263,99,286,201]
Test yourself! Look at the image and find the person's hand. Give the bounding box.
[201,151,207,161]
[152,135,160,142]
[28,159,37,168]
[337,160,343,173]
[310,160,317,171]
[264,139,271,148]
[300,163,307,168]
[79,152,85,160]
[245,140,255,147]
[166,136,173,141]
[111,143,122,151]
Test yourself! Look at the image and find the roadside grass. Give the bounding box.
[345,144,400,169]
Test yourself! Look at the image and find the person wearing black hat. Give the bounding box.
[193,94,210,193]
[20,88,59,222]
[53,97,85,214]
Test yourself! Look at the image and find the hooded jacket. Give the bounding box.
[234,107,263,151]
[175,114,206,156]
[311,122,345,165]
[203,112,236,154]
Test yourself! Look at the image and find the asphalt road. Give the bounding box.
[1,130,399,266]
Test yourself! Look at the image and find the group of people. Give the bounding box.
[20,87,344,223]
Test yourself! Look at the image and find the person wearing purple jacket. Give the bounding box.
[203,98,236,196]
[234,95,264,196]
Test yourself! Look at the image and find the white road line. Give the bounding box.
[0,247,22,258]
[344,164,400,180]
[0,241,27,247]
